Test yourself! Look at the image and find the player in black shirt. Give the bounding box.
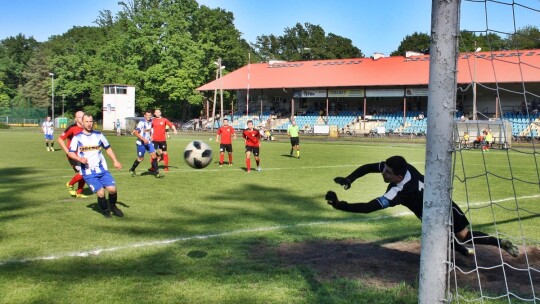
[326,155,519,257]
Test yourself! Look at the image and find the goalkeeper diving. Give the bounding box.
[326,155,519,257]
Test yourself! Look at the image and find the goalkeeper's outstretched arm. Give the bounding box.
[346,162,383,182]
[325,191,384,214]
[334,162,383,190]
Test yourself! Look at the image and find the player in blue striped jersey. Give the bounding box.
[42,116,55,151]
[128,110,160,177]
[68,114,123,218]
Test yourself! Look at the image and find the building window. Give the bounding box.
[116,86,127,94]
[104,85,128,95]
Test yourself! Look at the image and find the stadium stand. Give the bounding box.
[213,111,539,141]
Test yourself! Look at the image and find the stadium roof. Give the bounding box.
[196,49,540,91]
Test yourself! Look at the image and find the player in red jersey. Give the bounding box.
[151,109,177,171]
[57,110,87,198]
[216,118,236,167]
[242,120,262,173]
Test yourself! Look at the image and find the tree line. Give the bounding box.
[0,0,538,120]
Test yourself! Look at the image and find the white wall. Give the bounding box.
[102,85,135,130]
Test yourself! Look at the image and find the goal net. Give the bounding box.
[447,0,540,302]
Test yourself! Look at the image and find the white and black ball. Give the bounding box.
[184,140,213,169]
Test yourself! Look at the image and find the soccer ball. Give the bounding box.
[184,140,213,169]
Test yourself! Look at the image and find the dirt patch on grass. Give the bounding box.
[274,239,539,297]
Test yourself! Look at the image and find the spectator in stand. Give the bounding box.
[531,99,538,114]
[462,132,470,149]
[484,129,493,152]
[473,132,484,149]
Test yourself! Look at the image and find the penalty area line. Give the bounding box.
[1,194,537,266]
[0,212,412,266]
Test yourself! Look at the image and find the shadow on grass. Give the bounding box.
[86,201,131,217]
[0,235,423,303]
[101,181,425,248]
[280,154,296,158]
[0,167,48,214]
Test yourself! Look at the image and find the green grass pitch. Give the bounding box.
[0,127,537,303]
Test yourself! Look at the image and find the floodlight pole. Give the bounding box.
[418,0,460,303]
[473,43,481,120]
[219,58,224,125]
[211,60,219,132]
[49,73,55,122]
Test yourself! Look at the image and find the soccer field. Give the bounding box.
[0,127,537,303]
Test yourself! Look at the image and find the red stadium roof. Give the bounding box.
[197,49,540,91]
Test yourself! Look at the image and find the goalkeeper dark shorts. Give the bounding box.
[451,202,470,233]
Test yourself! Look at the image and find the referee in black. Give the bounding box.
[326,155,519,257]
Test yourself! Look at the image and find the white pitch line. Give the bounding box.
[3,193,539,266]
[0,212,412,266]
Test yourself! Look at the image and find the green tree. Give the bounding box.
[191,5,254,117]
[252,34,281,62]
[324,34,361,59]
[458,31,507,52]
[392,30,508,56]
[253,22,363,62]
[0,74,10,116]
[20,49,50,108]
[506,25,540,50]
[45,26,110,115]
[114,0,204,117]
[391,32,430,56]
[0,34,39,99]
[3,0,294,120]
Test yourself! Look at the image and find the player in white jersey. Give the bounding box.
[42,116,55,151]
[128,110,160,177]
[68,114,124,218]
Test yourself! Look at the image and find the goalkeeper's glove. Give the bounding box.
[334,177,352,190]
[325,191,347,209]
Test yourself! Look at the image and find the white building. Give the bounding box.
[102,84,135,131]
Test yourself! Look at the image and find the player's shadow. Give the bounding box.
[86,201,130,217]
[280,154,296,158]
[80,188,93,196]
[140,171,164,177]
[158,165,178,169]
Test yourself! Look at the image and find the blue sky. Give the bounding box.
[1,0,539,56]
